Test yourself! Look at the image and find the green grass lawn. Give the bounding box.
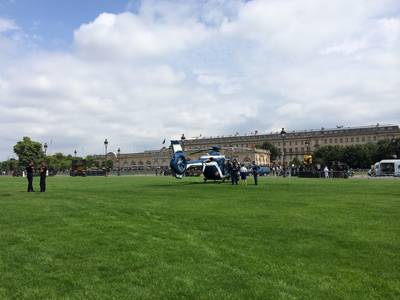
[0,176,399,299]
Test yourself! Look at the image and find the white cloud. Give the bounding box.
[0,17,17,33]
[74,12,212,60]
[0,0,400,159]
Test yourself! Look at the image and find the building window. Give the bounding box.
[351,137,354,142]
[334,138,338,143]
[295,141,298,145]
[295,147,298,152]
[289,141,292,146]
[345,137,348,142]
[373,136,376,141]
[289,148,292,153]
[362,136,365,142]
[324,139,327,144]
[329,138,332,143]
[340,138,343,143]
[356,137,359,142]
[301,147,304,152]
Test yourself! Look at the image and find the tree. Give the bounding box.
[13,137,45,166]
[313,145,343,167]
[313,139,400,169]
[0,159,19,173]
[341,145,369,168]
[258,142,280,161]
[371,138,400,163]
[102,160,113,169]
[85,155,98,168]
[289,157,302,166]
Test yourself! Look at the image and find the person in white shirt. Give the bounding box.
[240,164,248,185]
[324,166,329,178]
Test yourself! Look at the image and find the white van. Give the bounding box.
[372,159,400,177]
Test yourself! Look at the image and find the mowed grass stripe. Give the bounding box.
[0,176,399,299]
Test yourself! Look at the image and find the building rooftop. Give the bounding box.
[186,124,399,140]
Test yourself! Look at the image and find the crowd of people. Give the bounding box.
[21,158,336,193]
[227,160,259,185]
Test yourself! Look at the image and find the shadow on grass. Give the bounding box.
[140,181,233,188]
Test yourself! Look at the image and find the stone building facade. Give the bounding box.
[183,124,400,163]
[93,147,269,171]
[93,124,399,170]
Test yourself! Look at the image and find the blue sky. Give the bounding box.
[0,0,139,48]
[0,0,399,159]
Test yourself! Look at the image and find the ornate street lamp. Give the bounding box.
[104,139,108,176]
[43,142,48,156]
[74,149,77,158]
[180,134,186,149]
[280,128,286,177]
[104,138,108,159]
[117,147,121,176]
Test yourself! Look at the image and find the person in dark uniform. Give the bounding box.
[231,159,240,185]
[39,161,47,192]
[26,160,34,192]
[227,160,234,184]
[252,161,259,185]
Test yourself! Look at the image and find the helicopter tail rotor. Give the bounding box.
[170,140,187,178]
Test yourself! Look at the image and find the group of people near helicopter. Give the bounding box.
[227,159,259,185]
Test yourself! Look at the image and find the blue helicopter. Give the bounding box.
[169,140,233,181]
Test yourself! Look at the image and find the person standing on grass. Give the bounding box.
[231,159,239,185]
[252,161,259,185]
[234,159,240,185]
[39,161,47,192]
[324,166,329,179]
[26,160,34,192]
[240,164,248,185]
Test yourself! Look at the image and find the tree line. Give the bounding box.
[258,138,399,169]
[2,136,399,174]
[0,137,99,174]
[313,138,400,169]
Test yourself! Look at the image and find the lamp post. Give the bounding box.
[43,142,48,156]
[104,139,108,176]
[117,147,121,176]
[280,128,286,177]
[180,134,186,150]
[391,136,397,159]
[74,149,77,158]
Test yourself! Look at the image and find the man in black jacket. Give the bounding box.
[39,161,47,192]
[231,159,240,185]
[26,160,34,192]
[252,161,259,185]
